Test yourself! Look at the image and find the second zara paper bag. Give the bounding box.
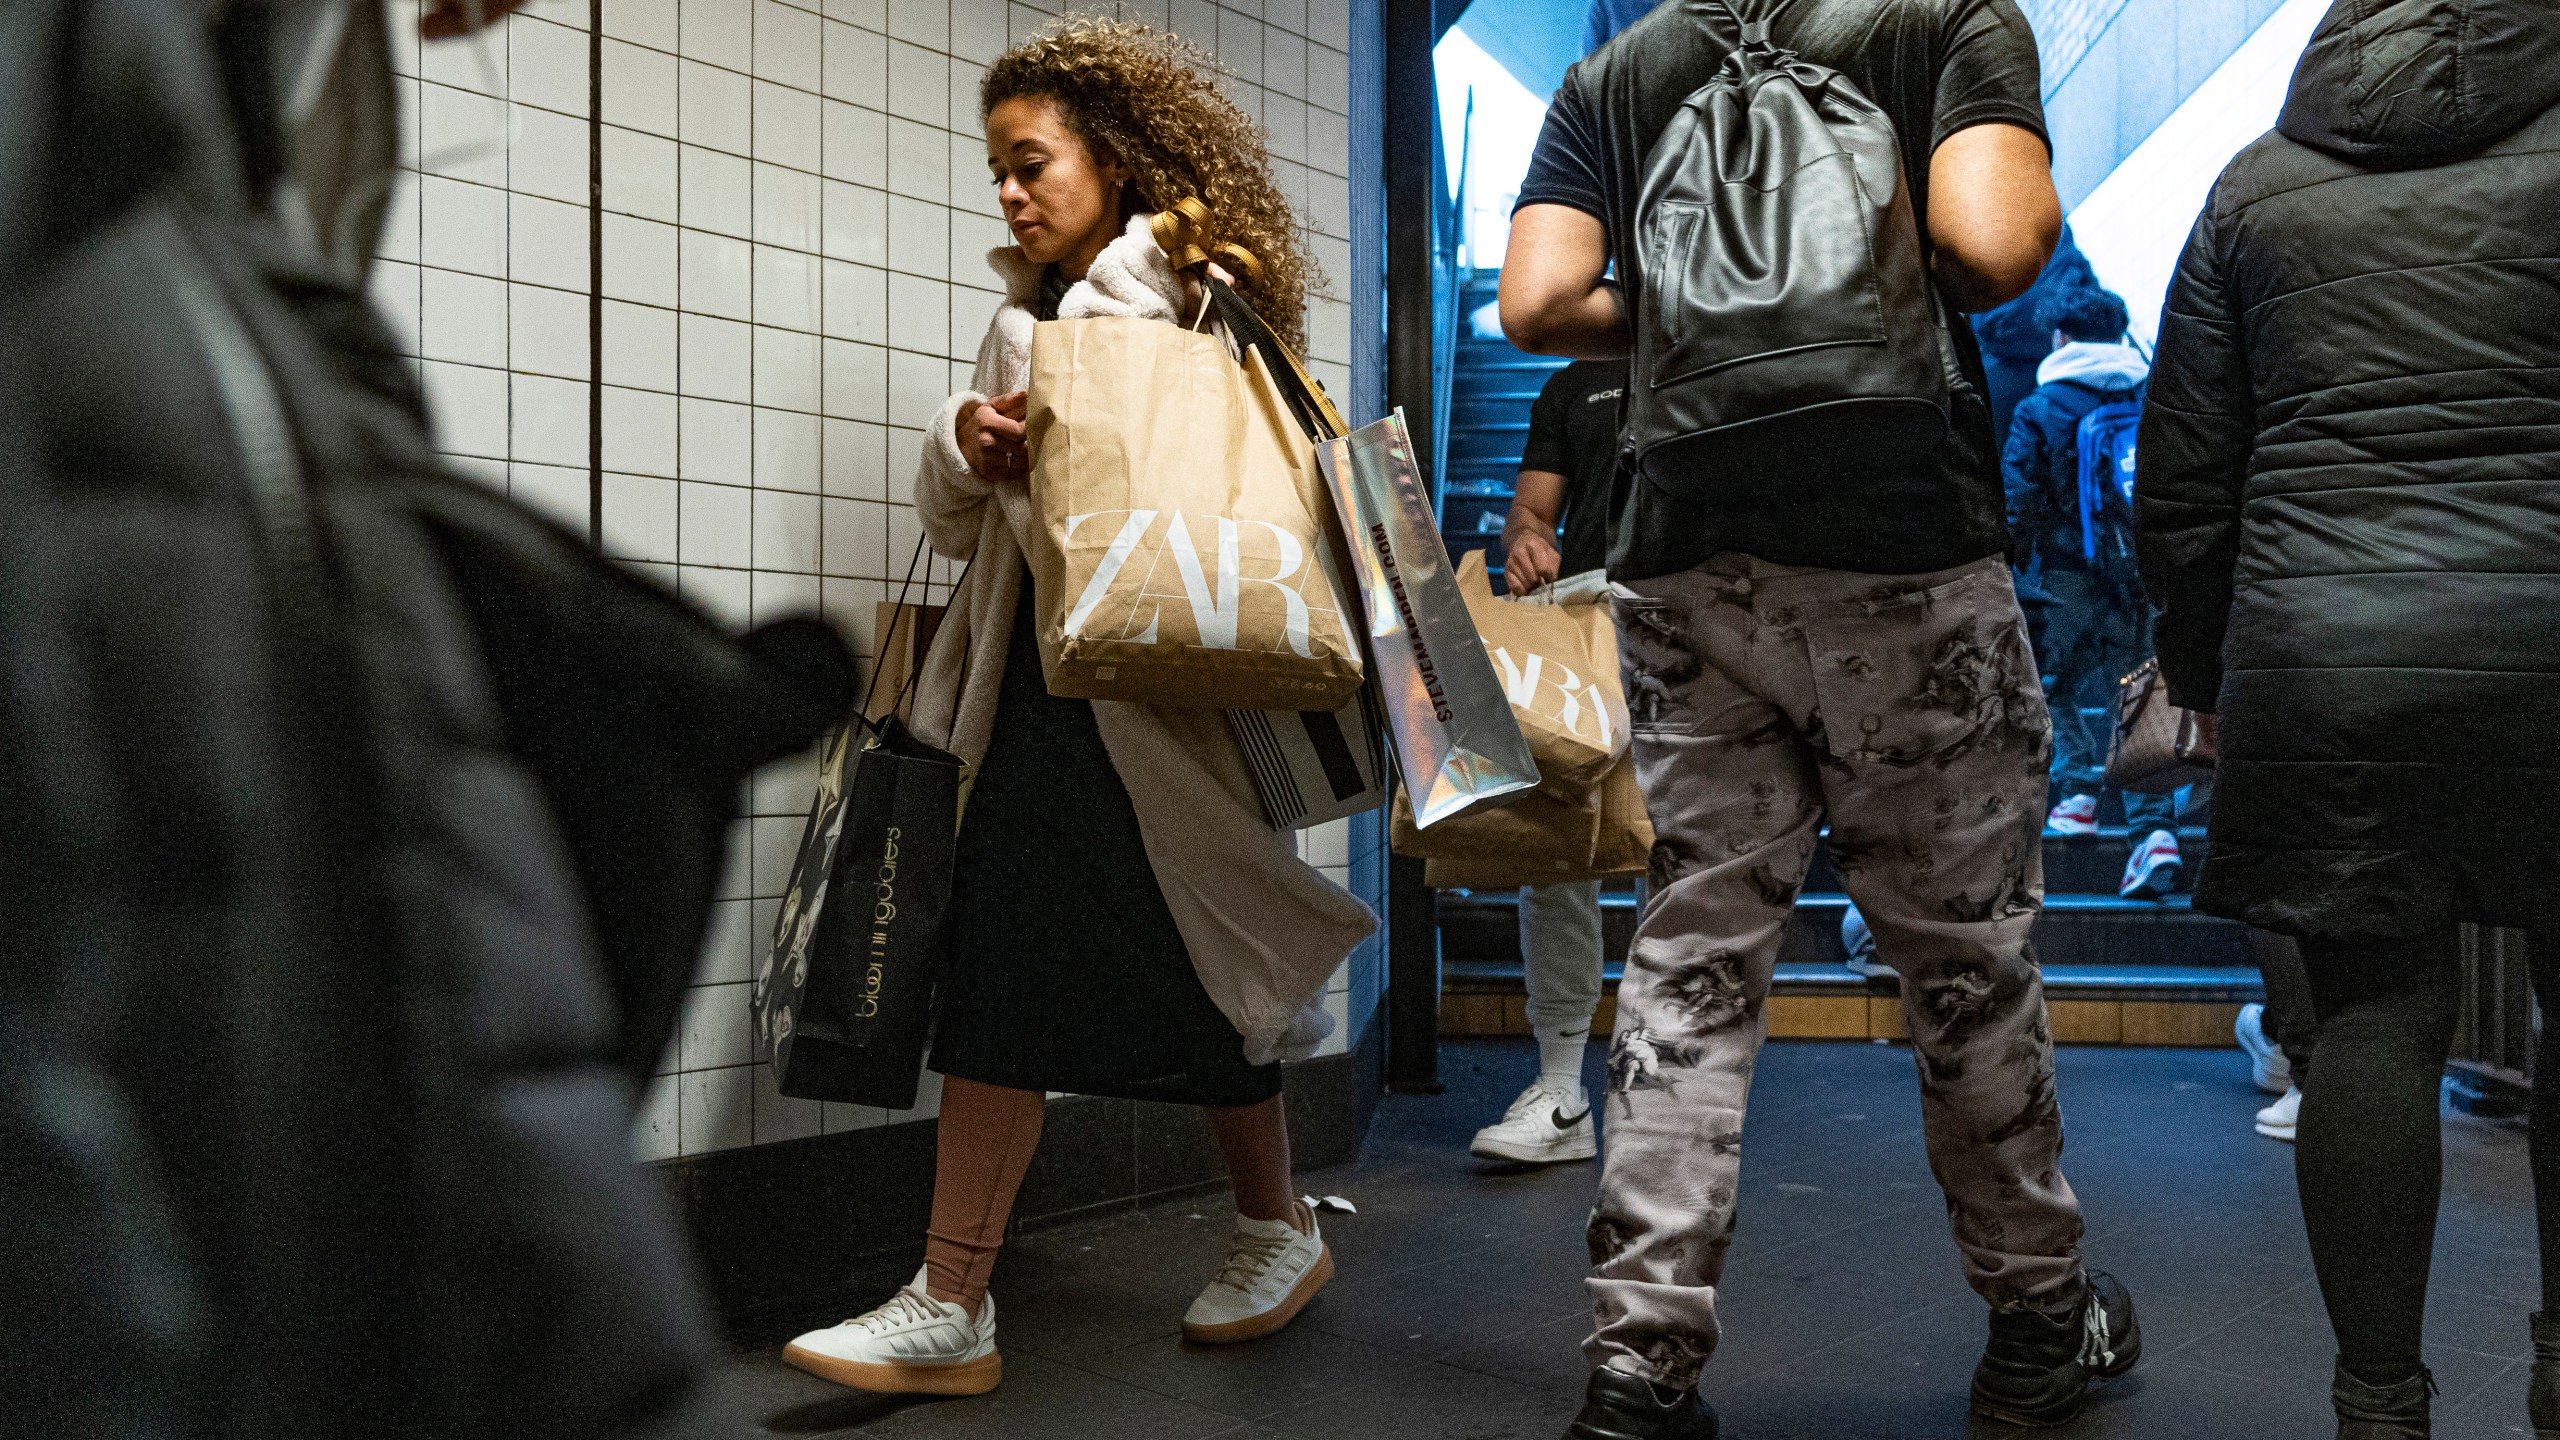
[1454,551,1629,802]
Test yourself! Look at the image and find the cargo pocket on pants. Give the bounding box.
[1611,587,1707,737]
[1804,566,2048,769]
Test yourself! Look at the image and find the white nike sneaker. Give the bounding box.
[1470,1077,1599,1164]
[2045,793,2100,837]
[2255,1086,2301,1142]
[1182,1203,1334,1345]
[2119,829,2183,900]
[782,1268,1001,1396]
[2235,1002,2293,1094]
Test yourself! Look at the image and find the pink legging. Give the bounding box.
[921,1076,1296,1315]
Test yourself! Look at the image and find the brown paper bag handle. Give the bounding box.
[862,534,973,726]
[1202,274,1347,441]
[1453,547,1495,604]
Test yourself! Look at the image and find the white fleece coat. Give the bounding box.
[907,215,1377,1067]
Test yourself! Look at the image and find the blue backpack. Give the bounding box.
[2075,398,2143,564]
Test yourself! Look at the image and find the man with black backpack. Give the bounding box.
[1500,3,2138,1436]
[2003,286,2183,899]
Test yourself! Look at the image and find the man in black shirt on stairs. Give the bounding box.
[1464,360,1630,1172]
[1501,4,2140,1436]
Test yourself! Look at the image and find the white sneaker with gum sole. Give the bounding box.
[782,1268,1001,1396]
[1183,1203,1333,1345]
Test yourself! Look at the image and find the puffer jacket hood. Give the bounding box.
[2279,0,2560,166]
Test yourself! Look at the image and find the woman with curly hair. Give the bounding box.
[780,17,1372,1399]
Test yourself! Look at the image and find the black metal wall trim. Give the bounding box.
[1379,0,1443,1094]
[585,0,604,550]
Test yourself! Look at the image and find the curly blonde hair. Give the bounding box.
[983,15,1319,352]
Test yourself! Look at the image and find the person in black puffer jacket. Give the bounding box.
[2136,2,2560,1435]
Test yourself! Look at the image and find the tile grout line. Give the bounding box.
[587,0,603,548]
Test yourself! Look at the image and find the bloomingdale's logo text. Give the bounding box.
[858,826,901,1020]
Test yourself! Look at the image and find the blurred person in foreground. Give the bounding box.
[0,1,850,1437]
[2136,2,2560,1434]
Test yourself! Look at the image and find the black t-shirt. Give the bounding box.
[1515,0,2048,577]
[1519,358,1632,577]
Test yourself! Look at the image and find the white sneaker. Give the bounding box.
[2119,829,2183,900]
[2235,1003,2293,1094]
[1182,1203,1334,1345]
[1471,1077,1599,1164]
[2256,1086,2302,1142]
[2046,794,2100,837]
[782,1268,1001,1396]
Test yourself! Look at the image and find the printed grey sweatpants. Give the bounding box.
[1586,554,2087,1389]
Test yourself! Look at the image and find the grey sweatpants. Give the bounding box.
[1586,554,2088,1388]
[1522,880,1606,1039]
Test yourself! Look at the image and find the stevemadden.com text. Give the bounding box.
[1370,523,1453,722]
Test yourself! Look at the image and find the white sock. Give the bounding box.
[1536,1025,1591,1107]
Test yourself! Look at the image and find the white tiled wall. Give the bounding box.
[380,0,597,531]
[396,0,1371,1162]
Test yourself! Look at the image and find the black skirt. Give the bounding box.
[929,576,1280,1107]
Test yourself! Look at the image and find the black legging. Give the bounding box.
[2296,928,2559,1386]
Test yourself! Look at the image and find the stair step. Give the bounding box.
[1806,829,2204,897]
[1455,355,1566,375]
[1437,876,2251,976]
[1444,953,2262,1000]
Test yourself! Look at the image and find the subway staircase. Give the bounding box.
[1438,270,1564,588]
[1428,268,2260,1048]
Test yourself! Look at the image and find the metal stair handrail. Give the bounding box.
[1430,89,1473,502]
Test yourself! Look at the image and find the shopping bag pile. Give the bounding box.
[1388,560,1652,888]
[1020,248,1538,832]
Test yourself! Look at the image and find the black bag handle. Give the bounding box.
[1204,275,1349,442]
[860,533,972,731]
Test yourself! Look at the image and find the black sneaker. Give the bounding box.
[1565,1368,1719,1440]
[1971,1269,2141,1427]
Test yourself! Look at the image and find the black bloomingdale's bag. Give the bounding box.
[754,544,965,1108]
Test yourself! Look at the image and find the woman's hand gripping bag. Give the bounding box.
[1024,316,1364,711]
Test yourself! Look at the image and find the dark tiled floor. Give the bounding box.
[715,1040,2540,1439]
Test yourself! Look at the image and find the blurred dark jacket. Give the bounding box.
[2136,0,2560,939]
[0,3,850,1437]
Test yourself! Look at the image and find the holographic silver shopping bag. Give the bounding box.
[1314,411,1538,827]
